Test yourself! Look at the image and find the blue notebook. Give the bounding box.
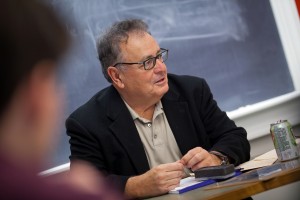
[168,177,216,194]
[169,170,242,194]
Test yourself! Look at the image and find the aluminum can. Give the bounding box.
[270,120,299,161]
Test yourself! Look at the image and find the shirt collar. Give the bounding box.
[123,99,164,122]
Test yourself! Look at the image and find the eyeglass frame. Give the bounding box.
[112,48,169,70]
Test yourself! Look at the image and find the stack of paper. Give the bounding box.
[238,149,278,171]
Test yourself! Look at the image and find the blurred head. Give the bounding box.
[97,19,169,106]
[0,0,69,165]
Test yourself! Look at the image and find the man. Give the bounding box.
[66,19,250,198]
[0,0,121,199]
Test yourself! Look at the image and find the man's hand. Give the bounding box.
[125,162,184,198]
[180,147,221,171]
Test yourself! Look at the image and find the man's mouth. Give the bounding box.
[155,77,165,84]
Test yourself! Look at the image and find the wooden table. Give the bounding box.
[145,157,300,200]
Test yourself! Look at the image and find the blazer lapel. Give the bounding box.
[105,87,150,174]
[162,89,200,155]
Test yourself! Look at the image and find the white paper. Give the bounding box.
[169,177,204,194]
[239,149,278,171]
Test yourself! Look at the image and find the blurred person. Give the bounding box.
[66,19,251,199]
[0,0,121,199]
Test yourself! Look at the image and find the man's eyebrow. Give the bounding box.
[140,49,161,61]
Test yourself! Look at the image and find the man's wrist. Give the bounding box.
[209,151,229,165]
[125,176,140,199]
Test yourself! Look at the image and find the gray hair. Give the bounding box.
[97,19,150,83]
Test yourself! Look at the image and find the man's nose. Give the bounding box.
[153,59,166,73]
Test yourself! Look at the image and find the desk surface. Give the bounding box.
[145,157,300,200]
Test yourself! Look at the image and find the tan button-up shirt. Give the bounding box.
[124,100,183,169]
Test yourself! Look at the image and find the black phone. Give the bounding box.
[194,164,235,180]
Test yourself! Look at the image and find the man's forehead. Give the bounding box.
[120,32,160,58]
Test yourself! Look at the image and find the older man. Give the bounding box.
[66,19,250,199]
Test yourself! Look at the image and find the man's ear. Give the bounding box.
[107,66,124,88]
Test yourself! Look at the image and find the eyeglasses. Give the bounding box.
[113,48,168,70]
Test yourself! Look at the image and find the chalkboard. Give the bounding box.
[46,0,294,169]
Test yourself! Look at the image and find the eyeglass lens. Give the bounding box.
[144,50,168,70]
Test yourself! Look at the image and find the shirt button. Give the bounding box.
[154,134,157,139]
[147,123,152,127]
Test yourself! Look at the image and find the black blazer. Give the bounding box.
[66,74,250,191]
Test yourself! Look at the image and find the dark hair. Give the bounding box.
[0,0,69,117]
[97,19,150,83]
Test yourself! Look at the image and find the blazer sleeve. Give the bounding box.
[198,79,250,165]
[66,117,129,192]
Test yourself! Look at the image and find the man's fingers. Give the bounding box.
[159,162,184,172]
[165,175,182,191]
[181,147,204,165]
